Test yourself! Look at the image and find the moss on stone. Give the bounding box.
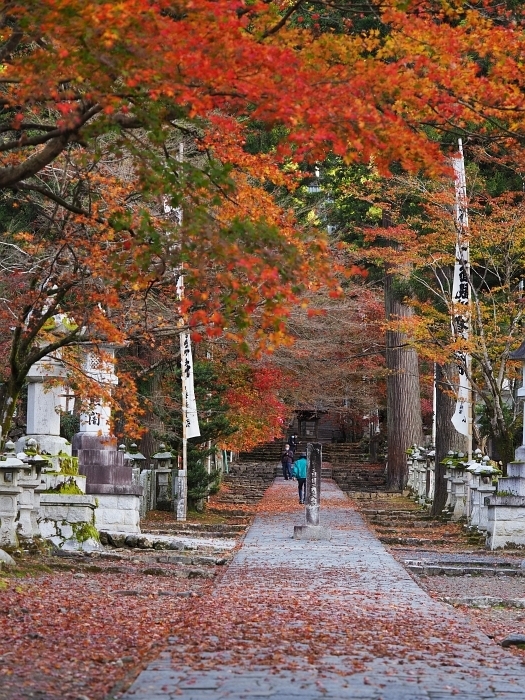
[72,522,100,543]
[44,477,83,495]
[58,452,79,475]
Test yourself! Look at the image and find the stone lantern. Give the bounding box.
[122,443,147,468]
[0,441,26,548]
[467,455,499,531]
[442,451,469,520]
[17,438,49,539]
[152,444,175,510]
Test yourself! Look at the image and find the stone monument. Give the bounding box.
[15,355,71,469]
[293,442,331,540]
[72,345,142,533]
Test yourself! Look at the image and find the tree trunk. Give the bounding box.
[489,403,514,472]
[0,375,24,447]
[431,363,467,516]
[385,273,423,490]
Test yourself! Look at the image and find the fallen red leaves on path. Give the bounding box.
[0,555,215,699]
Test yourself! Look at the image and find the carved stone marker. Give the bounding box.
[73,345,142,533]
[293,442,331,541]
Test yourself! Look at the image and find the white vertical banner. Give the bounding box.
[450,140,470,437]
[451,361,469,435]
[180,324,201,439]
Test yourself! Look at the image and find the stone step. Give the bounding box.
[361,510,429,518]
[148,522,247,533]
[157,554,231,567]
[379,536,462,545]
[378,529,460,538]
[372,520,441,530]
[348,491,404,499]
[407,563,524,577]
[208,507,254,516]
[146,528,241,539]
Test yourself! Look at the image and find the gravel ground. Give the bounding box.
[418,574,525,601]
[355,496,525,663]
[392,548,525,564]
[393,552,525,663]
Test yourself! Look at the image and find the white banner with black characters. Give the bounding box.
[180,328,201,439]
[450,142,470,437]
[451,352,469,436]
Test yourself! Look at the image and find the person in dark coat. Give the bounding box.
[281,443,294,480]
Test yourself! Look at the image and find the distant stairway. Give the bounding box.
[208,460,276,516]
[238,440,284,463]
[238,440,387,492]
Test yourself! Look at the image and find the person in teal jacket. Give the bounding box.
[292,452,307,504]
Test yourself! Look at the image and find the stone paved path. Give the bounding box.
[122,479,525,699]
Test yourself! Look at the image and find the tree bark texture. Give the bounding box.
[385,273,423,490]
[431,363,467,516]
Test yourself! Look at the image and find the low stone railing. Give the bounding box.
[406,447,501,543]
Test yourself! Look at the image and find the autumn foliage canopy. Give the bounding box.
[2,0,525,440]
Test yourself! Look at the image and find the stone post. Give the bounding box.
[406,450,416,493]
[416,452,428,504]
[478,477,496,532]
[426,450,435,503]
[305,442,322,526]
[293,442,331,540]
[442,466,454,517]
[467,471,481,528]
[450,468,468,521]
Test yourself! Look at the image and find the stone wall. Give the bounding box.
[93,493,141,532]
[39,494,99,550]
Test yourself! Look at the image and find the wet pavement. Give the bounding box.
[122,479,525,699]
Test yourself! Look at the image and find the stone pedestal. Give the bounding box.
[73,434,142,533]
[91,494,141,531]
[39,494,100,550]
[293,524,332,540]
[486,495,525,549]
[71,345,142,532]
[499,460,525,497]
[486,460,525,549]
[478,483,496,531]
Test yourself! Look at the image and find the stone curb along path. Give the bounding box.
[121,479,525,700]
